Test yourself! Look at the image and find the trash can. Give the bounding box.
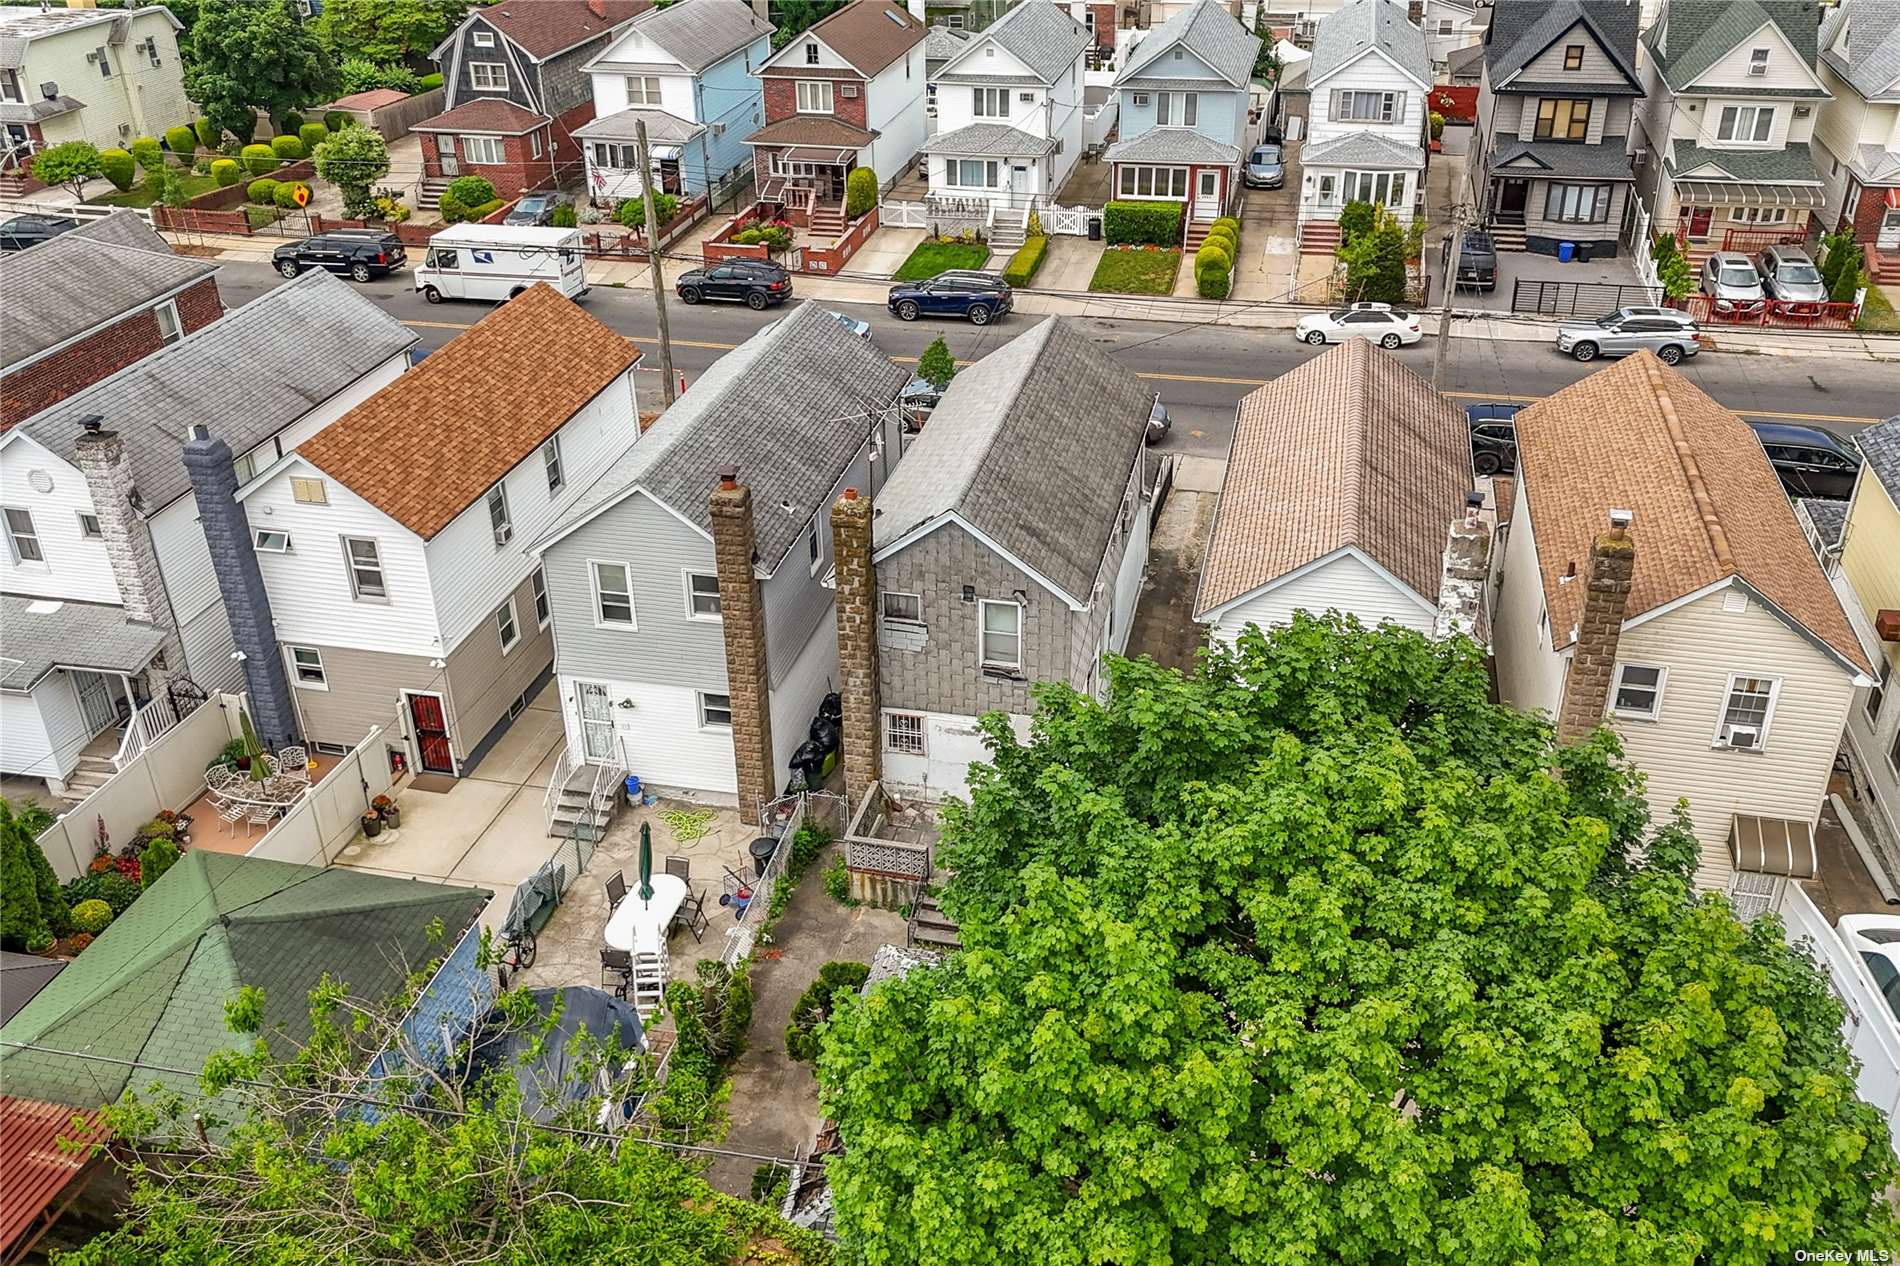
[623,774,642,803]
[1557,241,1576,263]
[1088,215,1102,241]
[749,835,779,879]
[1575,242,1593,263]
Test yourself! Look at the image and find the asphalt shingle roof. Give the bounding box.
[412,98,550,134]
[1104,127,1241,163]
[1820,0,1900,102]
[20,269,415,513]
[1484,0,1641,89]
[1116,0,1260,88]
[1857,415,1900,498]
[575,106,704,144]
[926,25,971,65]
[1646,0,1824,90]
[939,0,1090,84]
[1796,497,1849,548]
[924,121,1057,158]
[1667,139,1823,181]
[1492,138,1637,178]
[1300,130,1425,168]
[437,0,648,63]
[592,0,771,73]
[544,301,906,572]
[1308,0,1430,88]
[779,1,925,77]
[873,318,1152,607]
[0,595,167,690]
[745,114,878,148]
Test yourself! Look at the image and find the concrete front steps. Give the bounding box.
[1298,220,1340,255]
[62,754,116,801]
[1488,224,1528,253]
[808,200,847,238]
[547,762,617,839]
[907,889,960,950]
[989,206,1028,251]
[419,178,451,210]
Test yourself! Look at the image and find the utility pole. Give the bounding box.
[1432,206,1466,391]
[635,117,678,407]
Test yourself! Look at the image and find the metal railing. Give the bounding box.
[1509,277,1661,318]
[720,793,806,968]
[112,693,185,771]
[542,744,577,833]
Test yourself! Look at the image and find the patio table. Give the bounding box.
[603,875,688,955]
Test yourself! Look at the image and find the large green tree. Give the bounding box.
[817,615,1900,1265]
[771,1,847,51]
[184,0,335,144]
[313,0,469,68]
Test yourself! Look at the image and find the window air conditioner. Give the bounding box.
[40,82,59,99]
[711,121,726,135]
[494,528,512,546]
[1724,725,1760,750]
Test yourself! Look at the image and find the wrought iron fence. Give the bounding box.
[1509,278,1659,318]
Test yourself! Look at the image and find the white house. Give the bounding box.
[1421,0,1486,73]
[1811,0,1900,282]
[1296,0,1430,228]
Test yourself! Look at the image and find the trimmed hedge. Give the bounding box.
[99,148,136,191]
[164,125,197,155]
[194,118,221,149]
[845,166,877,219]
[445,174,496,207]
[70,899,112,934]
[270,134,305,161]
[1104,199,1182,246]
[245,204,279,230]
[273,181,310,209]
[439,194,506,225]
[419,71,444,91]
[130,136,163,173]
[1002,235,1048,288]
[298,122,330,153]
[323,110,352,132]
[247,177,281,205]
[240,143,277,176]
[210,158,240,187]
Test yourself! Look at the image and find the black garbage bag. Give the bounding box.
[790,737,826,792]
[818,692,842,724]
[809,714,841,753]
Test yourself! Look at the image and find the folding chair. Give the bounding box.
[671,887,710,943]
[605,871,627,908]
[599,947,633,1000]
[663,856,691,882]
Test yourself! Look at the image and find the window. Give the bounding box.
[944,13,963,28]
[1156,91,1170,125]
[1563,44,1584,70]
[486,484,512,546]
[1611,663,1665,719]
[593,140,638,169]
[885,712,925,755]
[805,41,820,64]
[146,38,160,68]
[807,523,822,573]
[699,692,733,727]
[495,597,519,653]
[96,46,111,78]
[473,29,495,47]
[530,129,542,159]
[881,591,921,624]
[253,529,291,552]
[1342,169,1406,207]
[1717,105,1773,143]
[1891,722,1900,780]
[946,157,1001,187]
[1116,164,1188,199]
[1333,89,1400,123]
[154,299,182,345]
[532,567,550,628]
[1544,182,1612,223]
[973,86,1008,117]
[288,646,326,688]
[1870,660,1889,724]
[464,135,507,165]
[1729,205,1788,225]
[77,512,102,540]
[0,69,20,103]
[5,507,42,563]
[343,536,386,599]
[1749,46,1770,74]
[542,437,564,493]
[592,561,635,626]
[686,571,721,618]
[625,75,662,105]
[291,476,327,504]
[979,599,1022,671]
[470,62,508,91]
[1716,675,1778,748]
[1183,93,1197,126]
[1439,18,1455,34]
[796,79,833,113]
[926,82,937,116]
[1534,98,1591,141]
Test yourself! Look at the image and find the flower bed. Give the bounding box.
[704,206,772,264]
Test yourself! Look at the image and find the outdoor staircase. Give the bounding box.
[0,171,31,198]
[419,177,452,210]
[62,753,116,801]
[1298,220,1341,255]
[1488,223,1529,253]
[1871,248,1900,284]
[547,760,618,840]
[989,206,1029,251]
[907,889,961,951]
[808,199,847,239]
[1184,218,1219,253]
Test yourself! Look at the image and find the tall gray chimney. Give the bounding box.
[72,416,184,678]
[182,424,301,752]
[1433,491,1492,642]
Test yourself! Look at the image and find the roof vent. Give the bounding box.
[886,9,908,24]
[77,413,104,435]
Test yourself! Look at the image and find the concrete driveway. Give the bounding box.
[1232,141,1301,303]
[1467,248,1647,315]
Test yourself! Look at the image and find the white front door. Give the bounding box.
[1880,206,1900,251]
[1195,169,1221,220]
[72,671,120,736]
[577,682,616,763]
[1010,164,1028,197]
[436,133,459,177]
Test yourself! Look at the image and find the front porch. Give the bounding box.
[576,108,707,204]
[751,144,859,234]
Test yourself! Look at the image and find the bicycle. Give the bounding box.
[495,925,538,988]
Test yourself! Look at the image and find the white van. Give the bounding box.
[415,224,589,303]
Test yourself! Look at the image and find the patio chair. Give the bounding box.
[279,746,310,784]
[246,804,275,835]
[599,947,633,1000]
[671,887,709,943]
[605,871,627,909]
[663,856,691,882]
[216,799,246,836]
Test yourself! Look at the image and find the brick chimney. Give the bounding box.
[709,467,775,824]
[1555,509,1636,744]
[1433,492,1492,642]
[71,417,183,674]
[831,487,880,810]
[182,425,301,753]
[586,0,608,18]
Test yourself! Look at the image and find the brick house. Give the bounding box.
[415,0,650,203]
[1812,0,1900,282]
[0,213,220,430]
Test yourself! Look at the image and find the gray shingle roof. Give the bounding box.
[1104,126,1241,163]
[1492,137,1636,178]
[1667,139,1823,182]
[938,0,1090,84]
[1820,0,1900,102]
[1308,0,1430,88]
[588,0,771,74]
[1854,143,1900,181]
[1857,415,1900,499]
[543,301,906,572]
[1446,41,1486,79]
[1301,130,1425,168]
[1116,0,1259,88]
[873,318,1151,607]
[1795,497,1849,548]
[19,269,416,513]
[926,25,971,66]
[0,594,168,690]
[0,93,83,123]
[574,106,705,144]
[923,121,1057,158]
[0,212,218,372]
[1646,0,1824,90]
[1485,0,1641,90]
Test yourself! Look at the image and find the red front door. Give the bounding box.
[407,693,454,774]
[1687,206,1714,239]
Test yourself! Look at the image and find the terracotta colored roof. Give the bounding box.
[329,88,410,110]
[412,98,551,135]
[783,0,925,76]
[1196,338,1472,616]
[0,1097,106,1256]
[1515,351,1869,673]
[297,286,640,540]
[466,0,649,61]
[745,114,877,148]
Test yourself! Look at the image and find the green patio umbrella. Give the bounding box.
[638,821,654,902]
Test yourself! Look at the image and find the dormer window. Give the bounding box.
[1563,45,1583,70]
[1749,47,1770,74]
[806,41,819,65]
[474,29,495,47]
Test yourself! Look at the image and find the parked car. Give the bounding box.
[1244,144,1285,189]
[0,213,78,251]
[1837,915,1900,1025]
[1756,245,1828,308]
[1445,229,1497,292]
[272,230,407,282]
[1700,251,1767,317]
[1747,421,1863,500]
[675,259,793,310]
[1294,303,1422,349]
[888,271,1012,325]
[1464,402,1522,476]
[1555,307,1700,364]
[1146,393,1171,445]
[504,193,561,227]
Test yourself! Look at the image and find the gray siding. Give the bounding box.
[445,569,554,758]
[178,600,244,694]
[447,20,543,112]
[541,39,613,116]
[1518,21,1627,80]
[1061,462,1142,688]
[286,644,431,751]
[1522,177,1629,243]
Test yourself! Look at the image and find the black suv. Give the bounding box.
[0,213,79,251]
[1445,230,1497,292]
[1465,402,1522,476]
[1747,422,1862,501]
[675,259,793,310]
[272,230,407,282]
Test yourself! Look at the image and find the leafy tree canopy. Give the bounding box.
[313,0,469,67]
[185,0,335,144]
[30,141,103,201]
[771,0,846,51]
[916,336,957,388]
[817,615,1900,1266]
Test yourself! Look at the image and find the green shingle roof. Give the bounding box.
[0,852,488,1110]
[1647,0,1823,90]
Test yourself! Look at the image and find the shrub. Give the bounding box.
[1337,199,1377,246]
[1197,261,1233,299]
[240,143,278,176]
[130,136,164,173]
[211,158,241,186]
[1338,205,1408,304]
[611,192,680,229]
[140,837,180,891]
[191,153,214,175]
[917,335,957,387]
[1202,226,1238,254]
[277,111,304,135]
[785,961,871,1062]
[845,166,877,219]
[822,853,855,905]
[436,191,468,224]
[274,181,310,209]
[370,191,411,223]
[419,71,444,91]
[446,175,497,207]
[324,110,353,132]
[31,141,103,198]
[247,177,281,204]
[194,117,222,149]
[165,124,198,155]
[1002,234,1048,288]
[1195,242,1232,277]
[338,58,419,96]
[314,124,389,217]
[70,898,114,934]
[270,134,305,161]
[299,122,330,153]
[245,204,279,230]
[1657,250,1693,300]
[142,164,186,209]
[1103,199,1182,246]
[1429,111,1446,141]
[98,148,136,191]
[1212,215,1241,235]
[551,202,577,228]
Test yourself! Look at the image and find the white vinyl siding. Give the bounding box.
[1205,548,1435,649]
[558,674,737,796]
[0,440,117,604]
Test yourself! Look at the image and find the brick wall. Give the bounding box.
[1846,180,1895,244]
[709,474,775,825]
[1088,3,1115,47]
[831,488,880,808]
[1555,519,1636,744]
[762,76,868,128]
[1,277,222,427]
[421,129,555,198]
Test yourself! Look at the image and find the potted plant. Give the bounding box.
[361,811,384,839]
[371,794,400,829]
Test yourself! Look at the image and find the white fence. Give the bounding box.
[1084,100,1119,150]
[879,199,928,229]
[35,693,245,881]
[0,199,154,227]
[878,197,1097,236]
[244,724,394,868]
[1627,197,1663,301]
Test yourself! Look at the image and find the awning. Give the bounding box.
[1676,179,1826,209]
[651,144,682,162]
[1886,187,1900,210]
[1729,813,1817,879]
[780,146,854,165]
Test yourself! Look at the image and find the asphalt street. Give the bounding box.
[215,261,1900,459]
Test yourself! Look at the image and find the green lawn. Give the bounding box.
[88,172,222,208]
[1857,283,1900,333]
[892,239,991,281]
[1088,246,1181,296]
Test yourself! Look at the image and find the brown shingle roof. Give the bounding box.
[776,0,925,76]
[296,285,640,541]
[468,0,649,61]
[1195,338,1472,616]
[744,114,878,148]
[1516,351,1870,673]
[412,98,551,134]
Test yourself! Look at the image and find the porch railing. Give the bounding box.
[542,743,577,833]
[113,693,185,771]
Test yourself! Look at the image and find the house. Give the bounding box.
[1194,339,1483,648]
[1445,41,1486,88]
[1813,0,1900,282]
[0,212,220,429]
[1469,0,1644,259]
[0,4,190,192]
[835,317,1151,805]
[746,0,927,231]
[1103,0,1261,244]
[1633,0,1831,257]
[414,0,651,204]
[575,0,774,202]
[1295,0,1431,237]
[533,302,907,825]
[1829,416,1900,866]
[1491,351,1875,893]
[924,24,972,134]
[0,270,414,801]
[1422,0,1487,74]
[221,286,641,780]
[920,0,1091,232]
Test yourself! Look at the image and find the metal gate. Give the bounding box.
[1510,278,1660,318]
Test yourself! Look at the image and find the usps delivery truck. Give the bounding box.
[415,224,590,303]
